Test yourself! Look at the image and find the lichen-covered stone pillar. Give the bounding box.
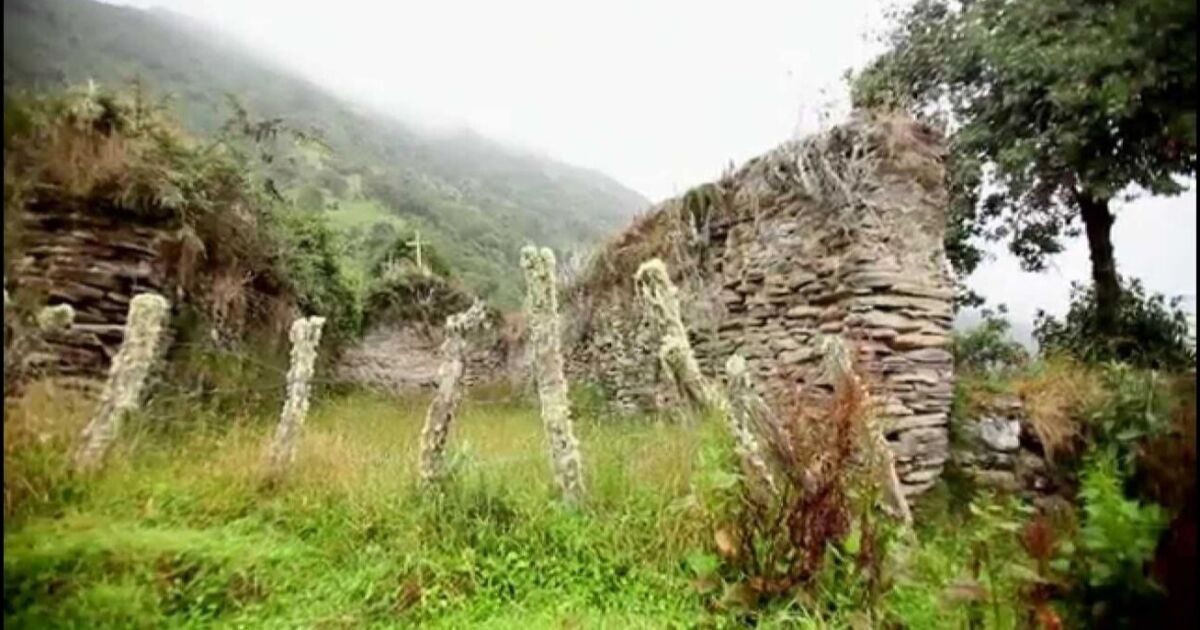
[418,300,489,487]
[819,335,912,526]
[5,302,77,397]
[723,355,777,493]
[73,293,170,472]
[264,316,325,482]
[521,246,585,503]
[36,303,76,334]
[634,259,719,412]
[636,259,774,491]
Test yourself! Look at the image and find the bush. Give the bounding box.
[362,268,475,332]
[1064,449,1169,625]
[693,365,895,620]
[1034,278,1195,370]
[368,231,453,279]
[270,209,361,344]
[1082,363,1173,475]
[953,305,1028,374]
[990,358,1099,463]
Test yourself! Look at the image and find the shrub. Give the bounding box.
[362,268,476,333]
[1008,356,1106,463]
[953,305,1029,374]
[1136,372,1197,512]
[1064,449,1169,626]
[269,209,361,344]
[694,365,893,620]
[369,231,453,280]
[1034,278,1195,370]
[1082,363,1173,475]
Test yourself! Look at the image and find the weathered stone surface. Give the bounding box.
[785,305,822,319]
[972,470,1021,491]
[779,348,819,364]
[952,395,1054,496]
[563,111,955,497]
[971,417,1021,452]
[893,333,950,350]
[883,413,946,434]
[719,289,744,305]
[13,206,175,381]
[902,467,943,484]
[904,348,954,364]
[853,310,923,332]
[892,283,954,300]
[854,295,950,314]
[844,271,904,288]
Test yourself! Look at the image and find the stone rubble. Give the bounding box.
[953,394,1053,494]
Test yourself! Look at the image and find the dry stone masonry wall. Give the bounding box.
[564,110,955,496]
[953,394,1054,495]
[13,201,173,382]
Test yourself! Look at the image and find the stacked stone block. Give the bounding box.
[564,111,955,496]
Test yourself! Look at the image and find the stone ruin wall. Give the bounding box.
[564,111,956,496]
[11,199,175,385]
[9,198,295,390]
[334,323,522,393]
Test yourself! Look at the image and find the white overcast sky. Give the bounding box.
[110,0,1197,328]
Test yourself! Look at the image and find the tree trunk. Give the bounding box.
[1078,192,1121,336]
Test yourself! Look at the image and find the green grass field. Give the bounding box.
[323,199,407,232]
[3,382,1030,628]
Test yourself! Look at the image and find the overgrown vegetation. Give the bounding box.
[854,0,1197,316]
[2,84,362,345]
[1034,276,1196,370]
[4,83,494,353]
[948,304,1194,626]
[4,0,648,307]
[691,369,890,621]
[953,306,1029,375]
[2,0,1196,626]
[6,354,1190,628]
[0,382,1097,627]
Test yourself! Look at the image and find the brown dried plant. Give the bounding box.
[715,366,878,600]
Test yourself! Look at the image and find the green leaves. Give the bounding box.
[1075,449,1168,596]
[854,0,1197,281]
[684,550,720,579]
[1034,276,1195,370]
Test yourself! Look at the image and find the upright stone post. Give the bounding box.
[418,300,489,487]
[634,259,719,412]
[633,258,774,490]
[521,246,585,504]
[722,355,778,493]
[264,316,326,483]
[818,335,913,526]
[73,293,170,473]
[36,303,76,334]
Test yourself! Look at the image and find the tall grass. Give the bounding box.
[4,377,1087,628]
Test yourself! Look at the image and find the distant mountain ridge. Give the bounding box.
[3,0,650,305]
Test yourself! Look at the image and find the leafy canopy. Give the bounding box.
[854,0,1197,280]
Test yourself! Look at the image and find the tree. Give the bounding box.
[853,0,1197,329]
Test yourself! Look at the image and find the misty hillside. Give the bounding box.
[3,0,650,305]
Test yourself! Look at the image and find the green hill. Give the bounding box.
[3,0,649,306]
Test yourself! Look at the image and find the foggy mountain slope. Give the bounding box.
[3,0,650,304]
